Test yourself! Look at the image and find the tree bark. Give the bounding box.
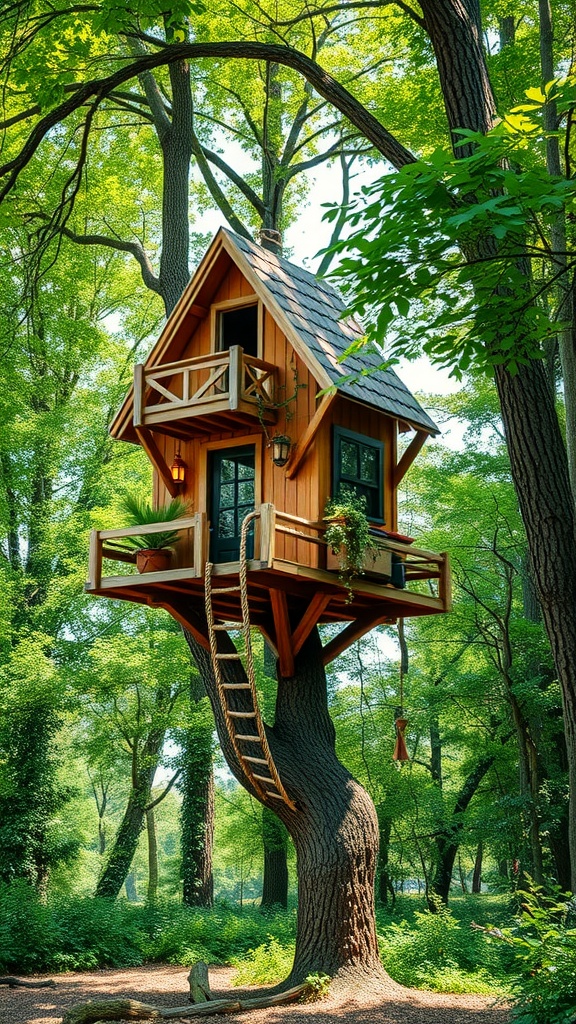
[260,806,289,910]
[146,807,159,902]
[430,755,494,905]
[472,840,483,894]
[180,733,214,908]
[95,729,164,900]
[184,621,383,984]
[419,0,576,895]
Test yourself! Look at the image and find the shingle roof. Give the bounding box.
[225,230,439,435]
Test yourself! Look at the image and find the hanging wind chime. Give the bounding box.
[393,620,410,763]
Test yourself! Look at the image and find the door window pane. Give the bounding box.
[218,510,235,537]
[238,480,254,504]
[220,482,235,507]
[221,459,235,481]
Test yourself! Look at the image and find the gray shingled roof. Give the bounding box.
[225,230,439,435]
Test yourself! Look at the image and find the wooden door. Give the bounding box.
[209,446,256,562]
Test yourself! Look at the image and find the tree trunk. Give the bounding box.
[95,730,164,899]
[180,720,214,908]
[184,622,383,984]
[260,806,289,910]
[420,0,576,895]
[146,807,159,903]
[472,840,483,893]
[431,755,494,905]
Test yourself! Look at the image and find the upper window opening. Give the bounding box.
[219,305,258,357]
[333,426,384,522]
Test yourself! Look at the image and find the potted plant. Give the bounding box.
[324,490,375,598]
[118,495,191,573]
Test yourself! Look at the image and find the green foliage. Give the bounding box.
[378,899,510,994]
[500,883,576,1024]
[0,883,144,972]
[118,495,191,550]
[324,489,373,595]
[231,936,295,985]
[303,973,331,999]
[327,80,576,378]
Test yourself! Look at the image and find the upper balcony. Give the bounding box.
[133,345,277,438]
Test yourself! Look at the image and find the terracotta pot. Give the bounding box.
[136,548,172,573]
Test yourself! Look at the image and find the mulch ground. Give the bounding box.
[0,965,510,1024]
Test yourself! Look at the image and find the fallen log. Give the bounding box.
[0,977,56,988]
[60,981,313,1023]
[61,999,162,1024]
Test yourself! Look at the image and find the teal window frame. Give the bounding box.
[332,426,385,523]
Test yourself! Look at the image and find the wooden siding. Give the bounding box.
[151,266,398,569]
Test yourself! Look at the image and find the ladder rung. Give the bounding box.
[253,773,275,784]
[221,683,251,690]
[212,586,241,594]
[235,734,262,743]
[243,755,268,765]
[213,623,240,630]
[216,653,242,660]
[228,711,257,719]
[266,791,285,799]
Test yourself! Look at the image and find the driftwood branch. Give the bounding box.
[60,982,312,1023]
[0,977,56,988]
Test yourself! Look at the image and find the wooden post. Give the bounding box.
[88,530,102,590]
[194,512,207,577]
[258,503,276,566]
[228,345,243,410]
[133,363,145,428]
[439,552,452,611]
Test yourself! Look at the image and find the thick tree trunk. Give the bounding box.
[419,0,576,895]
[494,359,576,890]
[260,807,289,910]
[185,622,383,984]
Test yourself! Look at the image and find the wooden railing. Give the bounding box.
[133,346,277,428]
[87,514,207,590]
[256,505,451,609]
[87,504,451,611]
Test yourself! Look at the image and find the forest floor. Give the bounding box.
[0,964,510,1024]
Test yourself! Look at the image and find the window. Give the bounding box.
[333,426,384,522]
[218,304,258,357]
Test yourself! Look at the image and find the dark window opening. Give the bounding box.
[219,305,258,357]
[333,426,384,522]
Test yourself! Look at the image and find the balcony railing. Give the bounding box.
[133,345,277,429]
[87,504,450,613]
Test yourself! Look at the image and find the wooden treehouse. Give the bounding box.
[87,227,450,679]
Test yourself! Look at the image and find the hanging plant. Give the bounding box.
[324,489,374,598]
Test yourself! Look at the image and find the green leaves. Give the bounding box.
[326,87,576,379]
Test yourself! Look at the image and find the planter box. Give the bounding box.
[326,544,392,580]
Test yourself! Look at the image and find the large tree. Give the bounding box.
[3,0,576,981]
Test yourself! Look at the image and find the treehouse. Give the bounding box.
[86,228,451,679]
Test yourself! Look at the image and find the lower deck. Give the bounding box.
[86,504,451,672]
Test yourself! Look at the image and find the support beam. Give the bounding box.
[153,598,211,651]
[393,430,429,488]
[292,593,331,656]
[322,613,394,665]
[269,589,295,677]
[286,393,336,479]
[136,426,179,497]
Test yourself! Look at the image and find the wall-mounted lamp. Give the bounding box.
[170,449,187,485]
[270,435,292,468]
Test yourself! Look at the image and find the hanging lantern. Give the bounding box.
[270,435,292,468]
[170,449,186,485]
[393,716,410,762]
